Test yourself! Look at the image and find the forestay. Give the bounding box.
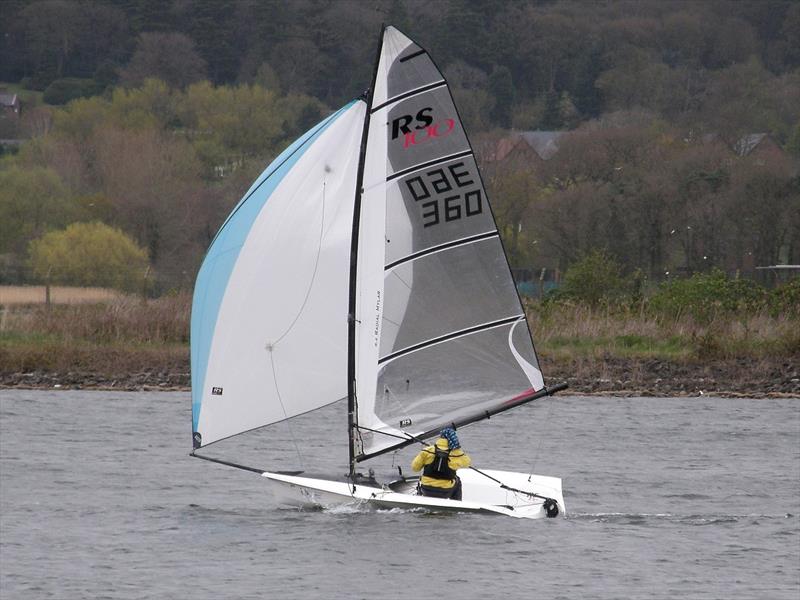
[191,100,365,448]
[353,27,544,460]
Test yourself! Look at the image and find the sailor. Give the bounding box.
[411,427,471,500]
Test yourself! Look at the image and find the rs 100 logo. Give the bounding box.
[391,107,455,148]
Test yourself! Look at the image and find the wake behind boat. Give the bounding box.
[189,25,568,519]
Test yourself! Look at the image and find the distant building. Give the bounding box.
[700,132,787,165]
[0,91,21,117]
[485,131,566,163]
[732,133,786,165]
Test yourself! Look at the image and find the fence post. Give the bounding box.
[45,265,52,310]
[539,268,546,299]
[142,266,150,304]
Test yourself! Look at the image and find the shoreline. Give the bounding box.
[3,356,798,398]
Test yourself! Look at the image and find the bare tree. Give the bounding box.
[121,33,207,90]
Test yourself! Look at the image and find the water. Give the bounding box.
[1,390,798,599]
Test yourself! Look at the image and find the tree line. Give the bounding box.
[2,1,799,134]
[0,0,798,292]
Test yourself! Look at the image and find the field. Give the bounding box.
[0,285,123,305]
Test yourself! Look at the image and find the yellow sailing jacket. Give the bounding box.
[411,437,471,489]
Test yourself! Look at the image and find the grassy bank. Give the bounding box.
[1,293,797,395]
[530,302,800,361]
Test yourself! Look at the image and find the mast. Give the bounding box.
[347,25,386,480]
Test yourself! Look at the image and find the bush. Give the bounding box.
[648,269,767,322]
[43,78,101,105]
[28,221,150,292]
[769,277,800,316]
[557,250,625,308]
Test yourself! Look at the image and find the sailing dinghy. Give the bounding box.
[190,26,567,519]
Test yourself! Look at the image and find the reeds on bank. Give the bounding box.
[1,291,796,381]
[0,294,190,374]
[529,301,800,361]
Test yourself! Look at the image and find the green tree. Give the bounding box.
[787,121,800,157]
[649,269,766,322]
[42,77,100,105]
[488,65,514,128]
[121,32,207,89]
[0,166,74,255]
[27,221,149,291]
[560,249,625,307]
[541,90,561,129]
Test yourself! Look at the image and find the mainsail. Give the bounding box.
[352,27,544,460]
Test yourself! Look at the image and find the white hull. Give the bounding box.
[262,468,565,519]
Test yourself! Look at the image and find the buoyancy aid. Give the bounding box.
[422,446,457,481]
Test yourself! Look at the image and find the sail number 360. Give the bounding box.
[404,161,483,228]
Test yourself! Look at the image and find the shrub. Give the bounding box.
[769,277,800,316]
[648,269,767,322]
[558,249,625,308]
[43,78,101,105]
[28,222,150,292]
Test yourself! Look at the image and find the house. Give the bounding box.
[486,131,566,163]
[699,132,787,164]
[0,91,21,117]
[732,133,786,165]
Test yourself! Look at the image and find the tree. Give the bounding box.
[121,32,207,89]
[488,66,514,128]
[28,221,149,291]
[16,0,84,87]
[0,166,75,255]
[14,1,129,88]
[560,249,625,307]
[42,77,100,105]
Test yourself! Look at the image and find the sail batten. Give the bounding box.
[386,149,474,182]
[384,230,499,271]
[378,314,526,365]
[370,80,447,113]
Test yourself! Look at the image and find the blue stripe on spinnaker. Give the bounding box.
[190,101,357,434]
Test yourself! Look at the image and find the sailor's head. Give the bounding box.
[440,427,460,449]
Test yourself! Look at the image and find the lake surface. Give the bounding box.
[1,390,798,599]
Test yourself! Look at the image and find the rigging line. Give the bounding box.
[527,390,554,481]
[381,386,415,439]
[388,269,412,291]
[271,178,327,347]
[268,350,305,471]
[382,314,402,328]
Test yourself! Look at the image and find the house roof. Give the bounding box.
[492,130,566,162]
[733,133,768,157]
[699,132,774,156]
[0,93,19,107]
[516,131,564,160]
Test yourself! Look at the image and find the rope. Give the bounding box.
[269,351,304,470]
[527,393,553,481]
